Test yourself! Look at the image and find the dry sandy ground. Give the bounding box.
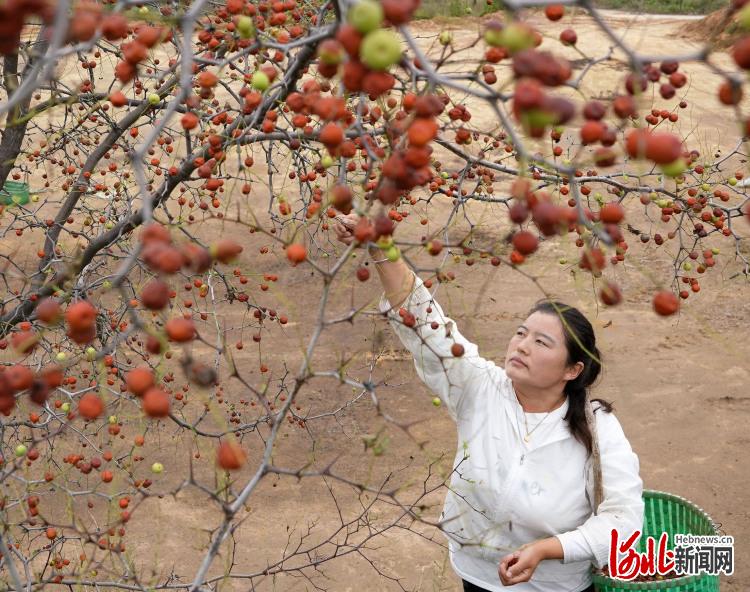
[2,7,749,592]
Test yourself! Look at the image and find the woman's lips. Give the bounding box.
[509,357,528,368]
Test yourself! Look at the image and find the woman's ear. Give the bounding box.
[565,361,584,382]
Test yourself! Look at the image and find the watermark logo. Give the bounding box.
[607,529,734,580]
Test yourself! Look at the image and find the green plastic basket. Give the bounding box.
[0,180,30,206]
[592,489,721,591]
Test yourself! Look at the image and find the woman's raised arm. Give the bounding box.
[333,213,503,422]
[333,213,415,308]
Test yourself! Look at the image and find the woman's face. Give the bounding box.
[504,311,584,390]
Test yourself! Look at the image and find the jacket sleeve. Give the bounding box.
[554,410,645,569]
[377,269,502,422]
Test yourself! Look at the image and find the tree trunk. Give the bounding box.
[0,31,47,189]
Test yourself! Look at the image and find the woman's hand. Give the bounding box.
[332,213,360,245]
[498,542,545,586]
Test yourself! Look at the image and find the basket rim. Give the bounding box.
[642,488,719,530]
[591,572,718,589]
[591,488,720,590]
[1,181,30,190]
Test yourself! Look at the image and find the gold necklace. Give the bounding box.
[521,411,552,442]
[516,407,552,442]
[514,394,564,443]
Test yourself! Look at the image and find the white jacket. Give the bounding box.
[378,271,644,592]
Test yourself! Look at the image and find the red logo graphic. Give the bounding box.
[608,529,675,580]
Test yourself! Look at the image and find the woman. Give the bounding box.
[334,214,644,592]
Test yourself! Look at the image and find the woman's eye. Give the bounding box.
[536,340,547,346]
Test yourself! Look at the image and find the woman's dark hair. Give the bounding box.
[527,299,613,457]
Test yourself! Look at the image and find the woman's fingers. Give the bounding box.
[498,554,514,580]
[498,552,519,585]
[499,549,537,585]
[339,217,356,231]
[332,214,362,245]
[332,222,354,245]
[336,216,358,231]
